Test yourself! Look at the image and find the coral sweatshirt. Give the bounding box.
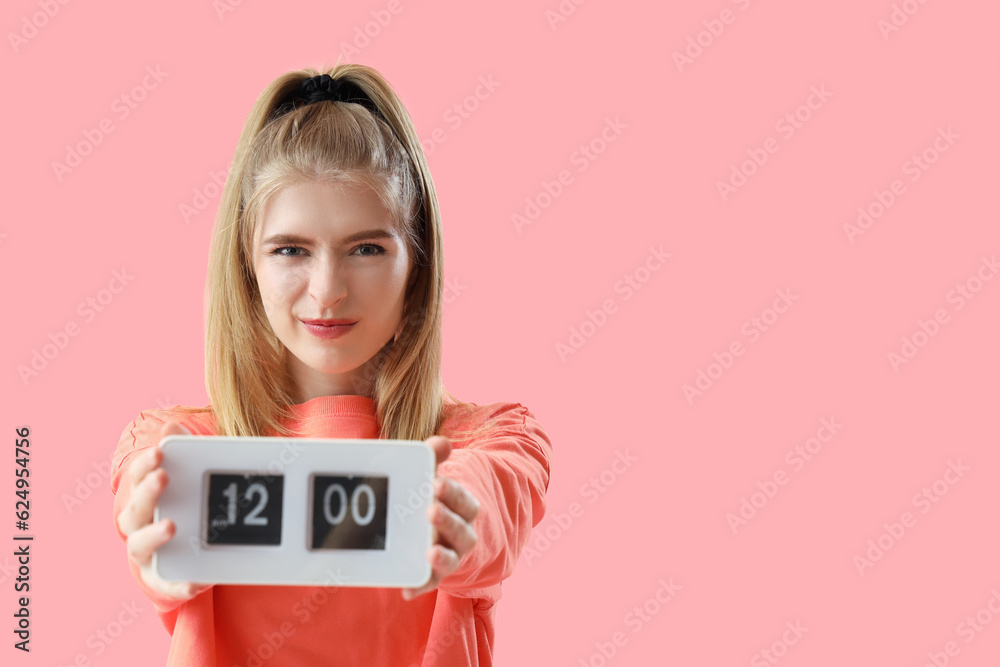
[110,394,552,666]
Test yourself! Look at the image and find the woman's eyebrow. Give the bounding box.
[261,229,396,246]
[341,228,396,244]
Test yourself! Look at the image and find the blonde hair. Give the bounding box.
[181,62,490,443]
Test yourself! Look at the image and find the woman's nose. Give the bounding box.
[309,256,347,306]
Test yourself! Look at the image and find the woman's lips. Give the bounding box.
[300,320,356,339]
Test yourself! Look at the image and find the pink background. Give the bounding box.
[4,1,999,665]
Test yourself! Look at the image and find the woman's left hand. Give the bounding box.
[402,436,480,600]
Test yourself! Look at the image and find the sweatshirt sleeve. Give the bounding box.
[435,403,552,602]
[110,409,206,623]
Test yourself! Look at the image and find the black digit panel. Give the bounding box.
[311,475,389,550]
[206,474,284,545]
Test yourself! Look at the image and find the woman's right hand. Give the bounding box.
[115,421,211,606]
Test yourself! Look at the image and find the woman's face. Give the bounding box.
[252,179,411,402]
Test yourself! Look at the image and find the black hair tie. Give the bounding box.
[276,74,382,119]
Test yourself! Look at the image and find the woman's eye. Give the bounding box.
[269,244,385,258]
[355,244,386,256]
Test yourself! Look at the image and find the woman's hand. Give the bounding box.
[115,422,211,608]
[402,436,480,600]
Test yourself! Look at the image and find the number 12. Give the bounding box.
[222,481,269,526]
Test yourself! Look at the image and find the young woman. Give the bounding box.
[111,63,553,666]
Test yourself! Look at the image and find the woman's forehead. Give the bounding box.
[253,181,400,244]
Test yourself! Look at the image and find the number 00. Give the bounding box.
[322,483,376,526]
